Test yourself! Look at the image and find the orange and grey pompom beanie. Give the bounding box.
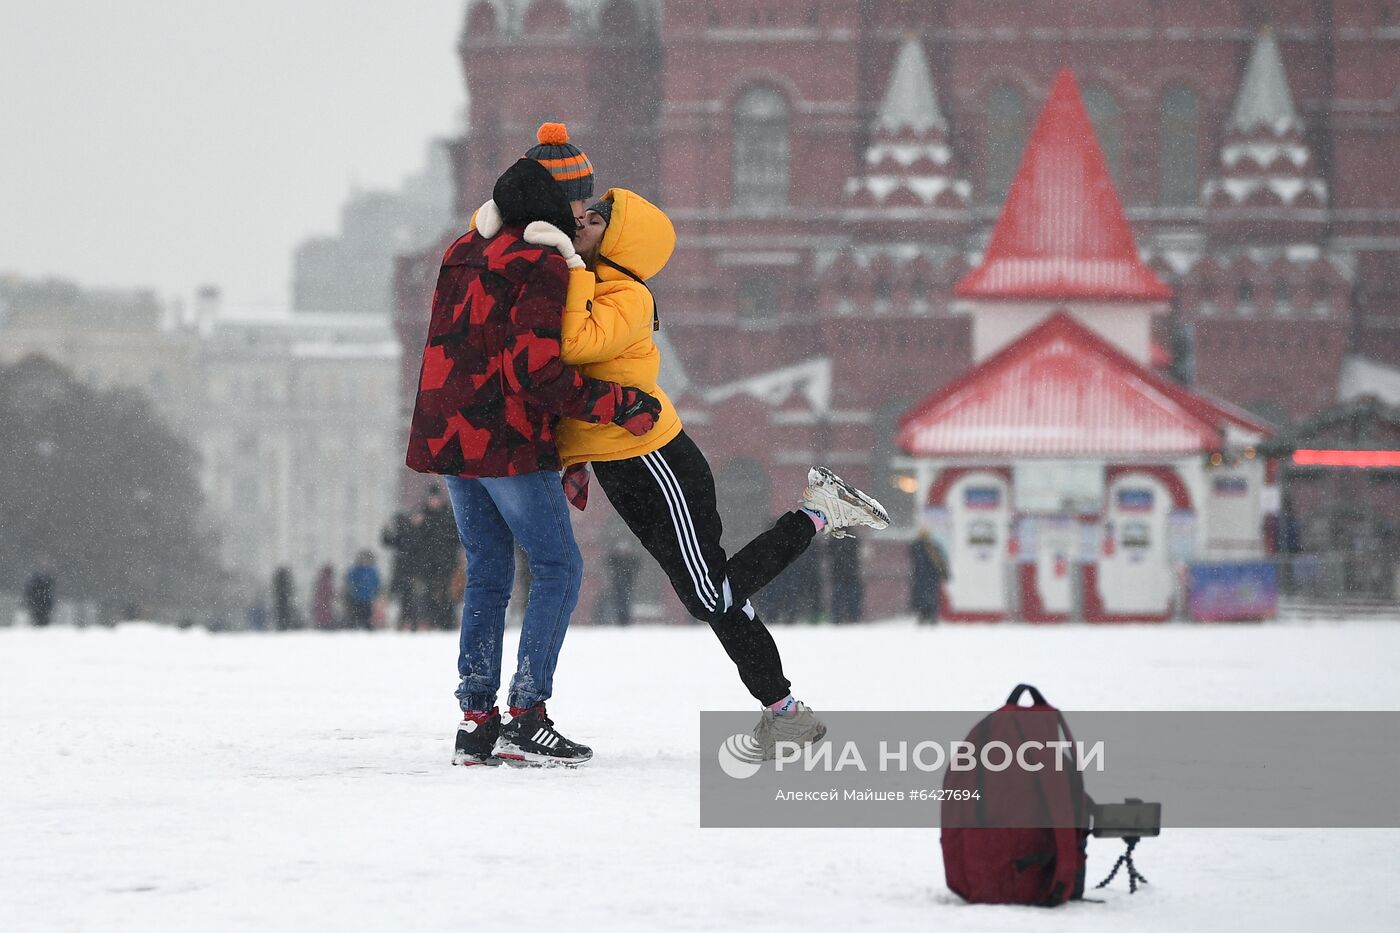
[524,122,594,202]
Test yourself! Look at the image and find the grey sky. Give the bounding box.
[0,1,466,308]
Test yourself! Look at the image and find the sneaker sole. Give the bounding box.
[810,467,891,530]
[494,745,592,768]
[758,724,830,761]
[452,754,502,767]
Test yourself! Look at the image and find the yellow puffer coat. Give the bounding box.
[557,188,683,467]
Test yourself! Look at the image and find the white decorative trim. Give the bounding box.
[702,358,832,414]
[716,251,802,267]
[866,143,952,167]
[1221,142,1310,169]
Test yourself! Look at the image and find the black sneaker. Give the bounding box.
[496,703,593,767]
[453,709,502,767]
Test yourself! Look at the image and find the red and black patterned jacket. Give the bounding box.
[406,226,623,478]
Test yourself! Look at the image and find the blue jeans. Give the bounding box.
[443,472,584,712]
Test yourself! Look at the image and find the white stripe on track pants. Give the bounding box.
[591,431,815,705]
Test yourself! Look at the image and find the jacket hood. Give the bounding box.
[493,158,575,236]
[595,188,675,283]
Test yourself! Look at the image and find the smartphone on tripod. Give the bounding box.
[1090,798,1161,838]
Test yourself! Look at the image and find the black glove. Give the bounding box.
[612,386,662,436]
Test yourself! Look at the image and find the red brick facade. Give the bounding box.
[396,1,1400,620]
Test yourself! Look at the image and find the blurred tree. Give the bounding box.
[0,354,227,620]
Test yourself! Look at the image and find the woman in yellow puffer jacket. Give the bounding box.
[555,188,682,466]
[544,187,891,753]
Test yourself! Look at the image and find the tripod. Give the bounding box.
[1095,836,1150,894]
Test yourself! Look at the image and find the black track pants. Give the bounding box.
[591,431,815,705]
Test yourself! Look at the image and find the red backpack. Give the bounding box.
[941,684,1089,906]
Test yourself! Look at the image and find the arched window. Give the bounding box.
[1160,85,1199,206]
[984,85,1026,204]
[909,269,930,309]
[733,87,790,211]
[1082,86,1123,191]
[1310,276,1331,314]
[738,276,779,323]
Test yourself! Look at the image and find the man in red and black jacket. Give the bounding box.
[407,158,660,768]
[407,161,656,476]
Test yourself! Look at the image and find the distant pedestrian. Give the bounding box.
[344,551,382,630]
[312,565,337,630]
[910,530,950,625]
[790,546,824,625]
[763,566,797,625]
[419,485,463,631]
[381,510,418,628]
[272,566,298,631]
[759,518,801,625]
[605,534,641,625]
[829,536,864,625]
[399,510,429,630]
[24,566,56,627]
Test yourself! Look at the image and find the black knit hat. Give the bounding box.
[493,159,576,236]
[524,122,595,202]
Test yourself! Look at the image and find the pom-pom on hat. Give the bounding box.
[524,122,595,203]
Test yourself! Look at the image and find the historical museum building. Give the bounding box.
[396,1,1400,620]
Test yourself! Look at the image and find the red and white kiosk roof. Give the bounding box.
[954,69,1171,303]
[902,68,1268,458]
[898,312,1268,457]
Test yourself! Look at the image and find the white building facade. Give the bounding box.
[1,278,405,592]
[190,305,403,588]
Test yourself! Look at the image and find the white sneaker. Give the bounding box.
[801,467,890,538]
[753,702,828,760]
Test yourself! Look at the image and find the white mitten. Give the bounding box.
[523,220,585,269]
[473,199,502,238]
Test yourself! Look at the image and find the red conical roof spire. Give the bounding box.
[956,69,1170,301]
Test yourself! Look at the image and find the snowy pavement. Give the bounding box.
[3,619,1398,932]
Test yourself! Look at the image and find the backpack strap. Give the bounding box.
[1045,710,1089,904]
[1005,686,1088,906]
[1006,683,1049,707]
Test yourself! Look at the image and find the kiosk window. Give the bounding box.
[965,486,1001,510]
[1122,521,1150,549]
[968,519,997,547]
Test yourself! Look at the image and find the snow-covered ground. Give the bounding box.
[3,618,1398,932]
